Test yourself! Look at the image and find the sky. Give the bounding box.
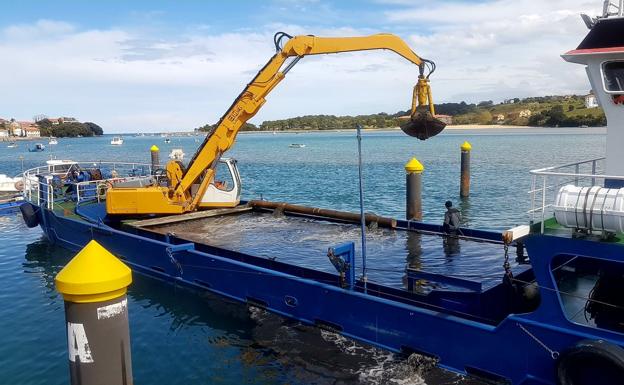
[0,0,606,133]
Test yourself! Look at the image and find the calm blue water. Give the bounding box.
[0,128,606,384]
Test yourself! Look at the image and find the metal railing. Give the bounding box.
[528,157,624,233]
[22,161,157,209]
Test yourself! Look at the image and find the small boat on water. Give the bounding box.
[164,138,171,144]
[28,143,45,152]
[168,148,185,161]
[110,136,124,145]
[0,194,24,215]
[0,174,23,192]
[7,142,17,148]
[48,137,58,145]
[289,143,306,148]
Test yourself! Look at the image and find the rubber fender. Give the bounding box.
[557,339,624,385]
[20,202,40,228]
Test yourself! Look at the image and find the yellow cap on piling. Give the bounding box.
[460,141,472,151]
[150,145,159,152]
[404,158,424,173]
[55,240,132,303]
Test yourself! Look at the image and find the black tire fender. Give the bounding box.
[557,339,624,385]
[19,202,39,228]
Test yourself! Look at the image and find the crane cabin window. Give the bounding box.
[602,61,624,94]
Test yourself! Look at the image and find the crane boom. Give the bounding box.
[106,32,443,215]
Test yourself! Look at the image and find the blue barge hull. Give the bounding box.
[33,202,624,385]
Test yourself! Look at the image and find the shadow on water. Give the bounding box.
[23,237,485,385]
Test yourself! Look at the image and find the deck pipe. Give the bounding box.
[405,157,424,220]
[150,145,160,173]
[55,240,133,385]
[248,200,398,228]
[460,141,471,197]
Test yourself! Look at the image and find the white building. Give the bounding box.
[0,129,8,139]
[585,92,599,108]
[25,127,41,138]
[9,121,23,137]
[519,109,532,118]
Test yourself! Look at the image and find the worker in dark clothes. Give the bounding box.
[443,200,461,234]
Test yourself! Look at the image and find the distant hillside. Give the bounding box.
[195,95,606,132]
[446,95,606,127]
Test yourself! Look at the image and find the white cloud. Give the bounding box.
[0,1,608,132]
[386,0,604,102]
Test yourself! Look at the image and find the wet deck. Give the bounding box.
[147,211,517,291]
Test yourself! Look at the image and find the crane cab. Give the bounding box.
[197,158,241,208]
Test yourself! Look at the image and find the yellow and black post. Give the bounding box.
[55,240,133,385]
[460,141,472,198]
[150,145,160,173]
[405,157,424,221]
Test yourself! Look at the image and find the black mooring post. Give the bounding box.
[150,145,160,174]
[405,158,424,221]
[460,141,471,198]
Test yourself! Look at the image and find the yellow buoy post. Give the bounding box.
[55,240,133,385]
[405,157,424,220]
[150,144,160,172]
[460,141,472,197]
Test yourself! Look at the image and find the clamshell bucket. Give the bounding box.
[400,76,446,140]
[399,108,446,140]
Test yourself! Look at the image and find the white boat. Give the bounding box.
[48,137,58,145]
[0,174,23,192]
[7,142,17,148]
[111,136,124,145]
[168,148,185,161]
[289,143,306,148]
[28,143,45,152]
[164,138,171,144]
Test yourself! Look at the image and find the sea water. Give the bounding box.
[0,128,605,384]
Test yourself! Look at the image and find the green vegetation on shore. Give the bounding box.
[196,94,606,132]
[36,120,103,137]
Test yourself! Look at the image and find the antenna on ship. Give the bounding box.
[356,124,368,292]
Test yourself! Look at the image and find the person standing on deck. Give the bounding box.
[443,200,461,234]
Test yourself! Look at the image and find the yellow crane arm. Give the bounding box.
[106,32,440,215]
[180,33,436,210]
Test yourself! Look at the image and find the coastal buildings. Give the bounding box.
[19,122,40,138]
[518,109,532,118]
[49,117,78,125]
[585,91,599,108]
[0,115,80,139]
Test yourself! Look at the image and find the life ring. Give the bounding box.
[557,339,624,385]
[14,180,24,191]
[19,202,39,228]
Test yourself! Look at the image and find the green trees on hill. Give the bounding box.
[192,95,606,131]
[528,105,606,127]
[37,119,104,137]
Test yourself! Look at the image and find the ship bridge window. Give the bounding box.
[551,254,624,334]
[602,61,624,94]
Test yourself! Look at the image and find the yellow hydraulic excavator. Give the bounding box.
[106,32,446,215]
